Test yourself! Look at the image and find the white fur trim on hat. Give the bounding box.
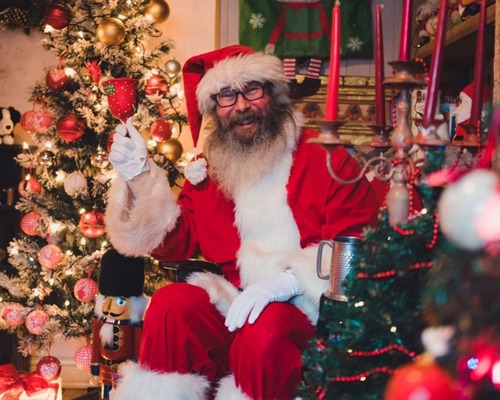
[215,375,251,400]
[184,158,207,185]
[114,361,210,400]
[197,52,290,114]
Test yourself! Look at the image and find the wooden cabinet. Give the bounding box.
[413,3,496,93]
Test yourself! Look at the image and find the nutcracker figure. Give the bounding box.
[90,249,149,400]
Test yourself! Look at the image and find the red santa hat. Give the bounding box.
[182,45,291,147]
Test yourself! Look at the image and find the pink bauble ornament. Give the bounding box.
[79,210,105,238]
[46,68,69,91]
[38,244,63,270]
[439,170,499,251]
[74,345,92,371]
[18,177,42,198]
[2,303,25,327]
[56,113,85,141]
[144,74,168,95]
[20,110,36,132]
[31,110,54,134]
[25,309,49,335]
[21,211,42,236]
[36,356,62,381]
[63,171,87,196]
[73,278,98,302]
[150,118,172,142]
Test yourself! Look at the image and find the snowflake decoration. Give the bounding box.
[346,36,364,52]
[249,13,266,29]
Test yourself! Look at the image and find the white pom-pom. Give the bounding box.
[184,158,207,185]
[64,171,88,196]
[421,326,455,358]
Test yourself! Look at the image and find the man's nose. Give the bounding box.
[233,93,250,110]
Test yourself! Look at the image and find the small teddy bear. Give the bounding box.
[0,107,21,145]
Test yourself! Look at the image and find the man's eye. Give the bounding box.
[219,91,235,99]
[245,86,260,95]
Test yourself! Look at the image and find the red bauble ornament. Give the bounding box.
[150,118,172,142]
[38,244,63,270]
[56,113,85,141]
[385,357,461,400]
[2,303,25,327]
[31,110,54,133]
[18,176,42,197]
[78,210,105,238]
[106,132,115,153]
[20,110,36,133]
[36,356,62,381]
[25,309,49,335]
[44,2,72,30]
[144,74,168,95]
[74,345,92,371]
[21,211,42,236]
[46,68,69,91]
[73,278,98,303]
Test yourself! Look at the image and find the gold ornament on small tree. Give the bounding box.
[157,137,183,163]
[144,0,170,23]
[165,57,181,76]
[96,17,126,46]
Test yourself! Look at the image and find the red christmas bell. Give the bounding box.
[20,110,36,133]
[2,303,25,327]
[38,244,63,270]
[31,109,54,133]
[144,74,168,95]
[44,2,72,30]
[56,113,85,141]
[150,118,172,142]
[18,176,42,197]
[21,211,42,236]
[36,356,62,381]
[79,209,105,238]
[25,309,49,335]
[46,68,69,91]
[100,77,138,121]
[73,278,98,302]
[74,345,92,371]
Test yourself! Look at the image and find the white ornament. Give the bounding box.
[64,171,88,196]
[439,169,500,250]
[421,325,455,358]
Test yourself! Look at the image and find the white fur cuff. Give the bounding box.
[215,375,251,400]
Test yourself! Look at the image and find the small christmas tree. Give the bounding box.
[0,0,186,362]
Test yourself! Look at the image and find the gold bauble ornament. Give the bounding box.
[144,0,170,23]
[96,17,126,46]
[157,138,183,163]
[165,57,181,76]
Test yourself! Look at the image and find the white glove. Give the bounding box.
[225,270,301,332]
[109,118,149,181]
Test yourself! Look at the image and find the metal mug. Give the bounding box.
[317,236,362,301]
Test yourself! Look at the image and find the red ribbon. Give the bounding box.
[0,364,49,400]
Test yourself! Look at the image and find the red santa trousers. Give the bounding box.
[139,283,315,399]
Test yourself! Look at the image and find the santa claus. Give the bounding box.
[106,45,379,399]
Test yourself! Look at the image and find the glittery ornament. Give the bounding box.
[79,209,105,238]
[32,109,54,134]
[144,74,168,95]
[38,150,55,166]
[38,244,63,270]
[150,118,172,142]
[144,0,170,23]
[25,309,49,335]
[96,17,126,46]
[165,58,181,76]
[18,176,42,197]
[56,113,85,141]
[36,356,62,381]
[46,68,69,91]
[74,345,92,371]
[100,78,138,121]
[63,171,88,196]
[44,2,72,29]
[73,278,98,303]
[91,147,109,169]
[2,303,25,327]
[20,110,36,133]
[20,211,42,236]
[157,138,183,162]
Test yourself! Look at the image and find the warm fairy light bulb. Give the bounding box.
[65,67,76,77]
[49,222,62,234]
[44,25,54,33]
[360,377,367,382]
[25,173,31,181]
[55,170,65,182]
[65,250,73,256]
[78,31,84,38]
[354,301,365,307]
[147,139,157,148]
[81,238,87,246]
[101,240,108,248]
[49,278,54,286]
[79,208,86,214]
[45,142,53,150]
[421,208,428,215]
[64,300,70,306]
[118,14,126,20]
[390,326,397,333]
[23,142,29,150]
[29,256,34,262]
[0,297,3,302]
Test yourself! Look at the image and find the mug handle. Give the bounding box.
[317,240,333,280]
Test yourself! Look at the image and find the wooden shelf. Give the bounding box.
[414,3,495,70]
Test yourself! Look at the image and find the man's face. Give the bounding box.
[102,296,132,320]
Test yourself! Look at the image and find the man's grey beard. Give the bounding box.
[204,102,295,199]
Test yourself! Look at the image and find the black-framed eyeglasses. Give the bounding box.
[212,82,268,108]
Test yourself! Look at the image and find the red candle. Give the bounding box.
[375,4,385,126]
[423,0,448,124]
[325,2,340,121]
[470,0,487,128]
[399,0,412,60]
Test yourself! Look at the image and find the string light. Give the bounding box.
[329,367,394,382]
[348,344,417,358]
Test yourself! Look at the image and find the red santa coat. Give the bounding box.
[106,122,379,324]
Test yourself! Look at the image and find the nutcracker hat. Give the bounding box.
[182,44,291,147]
[98,249,145,297]
[460,82,491,103]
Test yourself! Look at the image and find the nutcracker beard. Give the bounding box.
[205,100,295,198]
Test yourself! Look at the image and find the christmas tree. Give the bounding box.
[0,0,186,363]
